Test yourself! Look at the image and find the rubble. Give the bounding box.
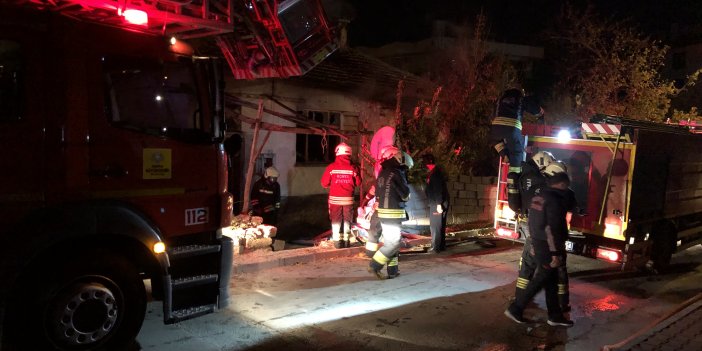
[223,214,278,254]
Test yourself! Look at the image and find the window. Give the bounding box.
[0,40,23,122]
[296,111,341,164]
[103,56,212,142]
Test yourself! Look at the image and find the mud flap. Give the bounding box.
[622,240,651,271]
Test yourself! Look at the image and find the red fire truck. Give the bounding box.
[494,115,702,271]
[0,0,336,350]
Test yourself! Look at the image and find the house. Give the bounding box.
[223,48,431,237]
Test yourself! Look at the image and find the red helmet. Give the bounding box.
[335,142,352,156]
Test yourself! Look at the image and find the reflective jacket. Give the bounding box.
[491,89,543,130]
[250,178,280,215]
[321,156,361,206]
[518,160,546,215]
[376,158,410,222]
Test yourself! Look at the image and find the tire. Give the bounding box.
[5,251,146,351]
[650,226,677,272]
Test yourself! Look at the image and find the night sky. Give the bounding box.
[344,0,702,47]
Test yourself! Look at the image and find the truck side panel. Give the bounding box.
[630,130,702,221]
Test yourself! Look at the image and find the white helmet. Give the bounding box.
[402,151,414,169]
[379,145,401,161]
[543,161,567,177]
[264,166,279,178]
[335,142,352,156]
[532,151,556,170]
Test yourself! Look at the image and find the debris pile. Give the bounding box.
[224,214,278,254]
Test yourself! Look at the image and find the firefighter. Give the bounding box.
[362,151,415,258]
[321,142,361,249]
[513,151,556,308]
[490,88,544,212]
[369,146,410,279]
[505,169,574,327]
[250,166,281,226]
[423,154,450,253]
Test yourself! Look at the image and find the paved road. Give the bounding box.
[136,242,702,351]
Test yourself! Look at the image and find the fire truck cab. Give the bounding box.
[494,115,702,271]
[0,1,337,350]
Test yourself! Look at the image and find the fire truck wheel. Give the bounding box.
[650,227,676,272]
[9,252,146,351]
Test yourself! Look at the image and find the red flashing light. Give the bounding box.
[596,248,621,262]
[122,9,148,25]
[496,227,519,239]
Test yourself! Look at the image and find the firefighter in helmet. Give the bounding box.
[251,166,281,226]
[321,142,361,249]
[369,146,410,279]
[514,159,574,312]
[362,150,414,258]
[490,88,544,212]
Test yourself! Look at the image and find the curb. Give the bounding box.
[233,246,365,274]
[601,292,702,351]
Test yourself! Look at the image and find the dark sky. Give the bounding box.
[344,0,702,48]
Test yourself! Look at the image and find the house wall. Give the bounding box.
[225,79,395,198]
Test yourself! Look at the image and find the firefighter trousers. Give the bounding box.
[370,220,402,276]
[510,262,564,320]
[329,204,353,242]
[516,238,570,309]
[489,125,525,171]
[364,211,382,257]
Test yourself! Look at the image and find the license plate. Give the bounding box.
[565,240,574,252]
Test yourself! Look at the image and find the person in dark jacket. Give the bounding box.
[505,171,574,327]
[423,154,450,253]
[321,143,362,249]
[369,146,410,279]
[489,88,544,173]
[513,151,556,306]
[250,166,281,226]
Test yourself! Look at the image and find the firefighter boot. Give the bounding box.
[333,240,343,249]
[368,252,387,280]
[387,255,400,279]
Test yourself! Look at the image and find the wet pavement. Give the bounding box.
[602,293,702,351]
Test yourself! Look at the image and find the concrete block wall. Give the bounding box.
[446,174,498,225]
[403,175,498,226]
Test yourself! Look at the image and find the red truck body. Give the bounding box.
[494,115,702,270]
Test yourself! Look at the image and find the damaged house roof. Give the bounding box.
[288,48,435,108]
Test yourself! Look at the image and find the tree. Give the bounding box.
[548,3,701,123]
[397,14,514,178]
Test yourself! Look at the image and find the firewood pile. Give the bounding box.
[224,214,278,254]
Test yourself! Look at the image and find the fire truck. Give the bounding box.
[0,0,336,350]
[494,115,702,271]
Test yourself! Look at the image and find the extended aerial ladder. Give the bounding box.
[11,0,338,79]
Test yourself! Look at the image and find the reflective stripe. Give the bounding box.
[508,189,520,194]
[558,284,567,294]
[329,196,354,205]
[492,116,522,130]
[494,142,505,153]
[388,256,399,267]
[365,242,379,252]
[377,208,406,219]
[372,250,390,265]
[516,277,529,289]
[330,170,356,175]
[509,166,522,173]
